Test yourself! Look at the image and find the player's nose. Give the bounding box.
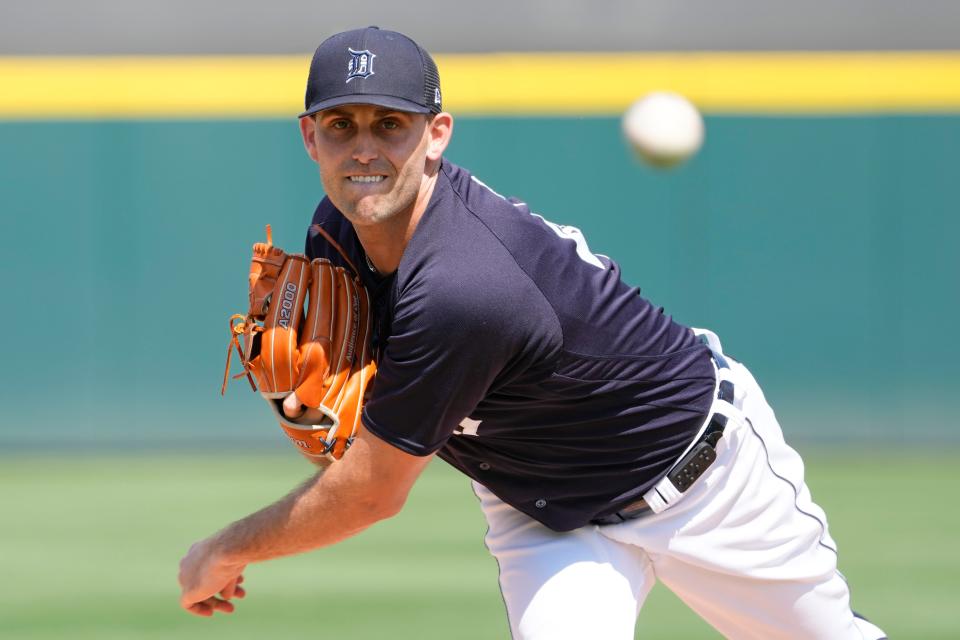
[351,129,379,164]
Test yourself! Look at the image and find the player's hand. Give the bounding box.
[178,538,248,616]
[282,391,326,424]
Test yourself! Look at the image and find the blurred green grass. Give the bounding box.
[1,448,957,639]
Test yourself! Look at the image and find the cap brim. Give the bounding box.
[299,93,431,118]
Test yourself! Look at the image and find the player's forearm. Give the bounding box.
[209,460,398,565]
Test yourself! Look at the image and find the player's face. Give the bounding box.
[300,104,449,228]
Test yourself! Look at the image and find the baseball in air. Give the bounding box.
[622,91,704,169]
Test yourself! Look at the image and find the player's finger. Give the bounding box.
[220,580,237,599]
[188,596,235,616]
[212,598,236,614]
[299,406,326,423]
[282,392,305,419]
[219,572,245,600]
[185,601,214,617]
[231,574,246,598]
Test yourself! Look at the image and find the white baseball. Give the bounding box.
[622,91,705,168]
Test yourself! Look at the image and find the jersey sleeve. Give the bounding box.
[362,271,552,456]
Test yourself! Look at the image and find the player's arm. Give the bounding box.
[178,424,432,616]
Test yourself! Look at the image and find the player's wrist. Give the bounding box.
[205,531,252,569]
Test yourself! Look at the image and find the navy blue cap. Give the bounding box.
[301,26,442,117]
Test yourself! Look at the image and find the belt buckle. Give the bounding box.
[667,441,717,492]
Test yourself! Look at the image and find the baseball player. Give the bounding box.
[179,26,887,639]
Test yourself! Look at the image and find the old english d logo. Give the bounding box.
[346,48,375,82]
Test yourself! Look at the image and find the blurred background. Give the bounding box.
[2,1,958,638]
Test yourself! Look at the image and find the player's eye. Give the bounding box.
[330,119,351,130]
[380,119,400,130]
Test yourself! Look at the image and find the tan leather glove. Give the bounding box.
[224,225,376,464]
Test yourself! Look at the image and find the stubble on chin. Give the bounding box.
[353,181,421,227]
[349,197,387,226]
[336,196,399,229]
[324,186,378,225]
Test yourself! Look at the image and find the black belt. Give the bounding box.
[591,351,734,526]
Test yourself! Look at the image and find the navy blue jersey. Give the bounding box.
[306,159,715,531]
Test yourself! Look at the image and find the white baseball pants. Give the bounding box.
[473,341,886,639]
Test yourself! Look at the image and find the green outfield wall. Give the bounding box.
[2,114,957,449]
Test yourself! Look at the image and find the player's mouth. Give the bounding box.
[348,175,386,184]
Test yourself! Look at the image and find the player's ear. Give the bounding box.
[425,112,453,162]
[299,115,320,163]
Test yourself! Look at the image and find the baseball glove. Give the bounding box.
[222,225,376,465]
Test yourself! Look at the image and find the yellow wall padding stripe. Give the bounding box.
[1,52,959,118]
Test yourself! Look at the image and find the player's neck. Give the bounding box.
[355,171,438,275]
